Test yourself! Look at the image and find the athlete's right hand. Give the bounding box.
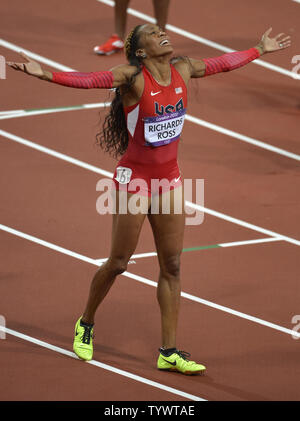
[7,51,45,77]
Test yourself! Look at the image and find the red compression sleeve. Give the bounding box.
[51,70,114,89]
[203,48,260,76]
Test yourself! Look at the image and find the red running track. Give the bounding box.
[0,0,300,401]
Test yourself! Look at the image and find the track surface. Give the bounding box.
[0,0,300,401]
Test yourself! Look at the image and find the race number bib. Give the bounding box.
[115,166,132,184]
[144,108,186,147]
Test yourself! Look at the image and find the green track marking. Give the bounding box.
[96,237,281,264]
[182,244,221,252]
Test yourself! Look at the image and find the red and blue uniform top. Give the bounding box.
[51,47,261,195]
[114,64,187,194]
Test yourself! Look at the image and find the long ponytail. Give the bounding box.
[96,25,144,159]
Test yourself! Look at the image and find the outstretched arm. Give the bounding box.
[50,70,114,89]
[188,28,291,78]
[6,52,137,89]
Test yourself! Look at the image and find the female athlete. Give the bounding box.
[7,24,291,375]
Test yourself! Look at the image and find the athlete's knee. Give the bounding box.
[106,256,128,276]
[161,254,181,279]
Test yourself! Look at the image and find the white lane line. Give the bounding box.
[180,291,300,339]
[1,223,299,339]
[185,114,300,162]
[95,237,282,263]
[2,41,300,162]
[0,223,98,265]
[0,326,204,401]
[96,252,158,263]
[186,201,300,247]
[0,39,74,71]
[1,102,299,163]
[1,128,299,246]
[0,129,113,178]
[0,110,25,116]
[0,103,108,120]
[97,0,298,79]
[219,237,280,248]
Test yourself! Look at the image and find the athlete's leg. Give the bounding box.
[152,0,170,31]
[148,186,185,349]
[82,191,150,324]
[115,0,130,40]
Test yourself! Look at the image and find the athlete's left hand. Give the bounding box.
[260,28,291,53]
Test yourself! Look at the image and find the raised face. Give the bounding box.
[135,24,173,59]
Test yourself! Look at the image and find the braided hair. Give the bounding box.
[96,25,144,159]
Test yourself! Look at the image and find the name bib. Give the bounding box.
[144,108,186,147]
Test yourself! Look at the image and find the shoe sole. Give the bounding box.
[94,49,122,56]
[158,367,206,376]
[73,346,93,361]
[75,355,92,361]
